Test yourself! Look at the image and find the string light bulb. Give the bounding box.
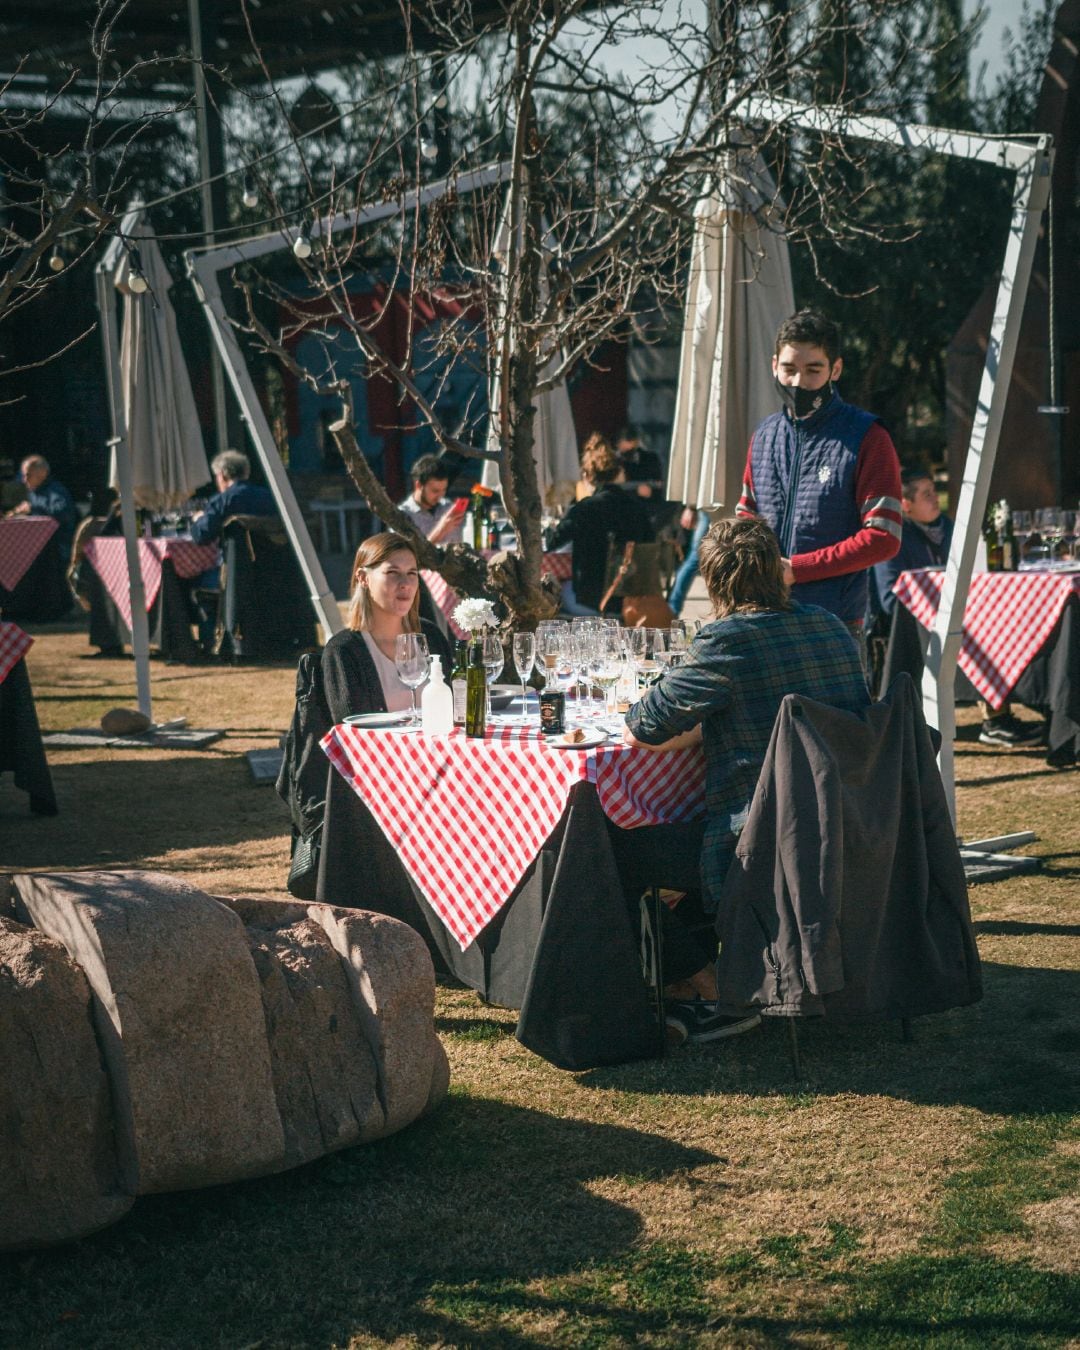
[420,122,438,161]
[242,173,258,209]
[293,225,313,259]
[48,248,65,272]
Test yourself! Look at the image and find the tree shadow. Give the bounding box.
[0,1100,718,1348]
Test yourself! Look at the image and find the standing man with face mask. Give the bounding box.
[736,310,902,653]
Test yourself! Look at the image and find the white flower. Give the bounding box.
[452,597,497,632]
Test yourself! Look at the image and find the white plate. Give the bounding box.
[489,684,525,710]
[548,727,609,749]
[343,711,413,728]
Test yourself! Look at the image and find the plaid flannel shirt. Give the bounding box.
[625,602,870,907]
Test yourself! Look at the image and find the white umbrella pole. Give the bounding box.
[96,265,153,720]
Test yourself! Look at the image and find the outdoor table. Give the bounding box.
[82,535,220,662]
[423,553,573,638]
[0,621,56,814]
[0,516,70,622]
[316,720,705,1068]
[883,566,1080,760]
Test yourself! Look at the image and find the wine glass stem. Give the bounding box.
[411,688,419,725]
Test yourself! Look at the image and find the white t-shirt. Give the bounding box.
[398,493,463,543]
[360,632,421,712]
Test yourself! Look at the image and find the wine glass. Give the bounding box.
[512,631,537,723]
[535,620,564,689]
[481,631,505,698]
[394,632,430,726]
[1012,509,1032,562]
[593,629,624,719]
[555,630,579,705]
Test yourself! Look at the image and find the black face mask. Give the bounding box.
[775,376,834,420]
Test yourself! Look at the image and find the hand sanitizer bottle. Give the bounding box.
[421,656,453,735]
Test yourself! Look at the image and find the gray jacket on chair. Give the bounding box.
[715,674,982,1020]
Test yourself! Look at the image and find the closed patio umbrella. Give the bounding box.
[110,211,210,508]
[483,192,579,508]
[667,150,795,511]
[96,205,211,720]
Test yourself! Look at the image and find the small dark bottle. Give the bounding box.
[465,637,487,737]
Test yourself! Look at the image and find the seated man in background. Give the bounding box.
[620,517,870,1044]
[869,464,1043,748]
[397,453,463,545]
[615,425,665,500]
[11,455,79,561]
[189,449,277,544]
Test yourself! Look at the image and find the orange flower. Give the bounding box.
[471,483,495,498]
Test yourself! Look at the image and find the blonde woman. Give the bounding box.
[321,532,451,723]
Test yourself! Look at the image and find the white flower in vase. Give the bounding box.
[452,597,497,634]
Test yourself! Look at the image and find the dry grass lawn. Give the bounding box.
[1,623,1077,1348]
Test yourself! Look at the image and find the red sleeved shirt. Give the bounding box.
[736,421,902,582]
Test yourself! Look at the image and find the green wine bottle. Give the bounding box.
[983,513,1001,571]
[465,637,487,737]
[1001,511,1018,571]
[451,640,469,725]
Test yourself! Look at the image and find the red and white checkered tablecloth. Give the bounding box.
[0,517,59,592]
[423,553,574,638]
[0,621,33,685]
[82,537,220,631]
[321,723,704,949]
[893,567,1080,709]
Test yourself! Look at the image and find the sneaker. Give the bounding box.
[978,715,1047,747]
[664,1000,762,1045]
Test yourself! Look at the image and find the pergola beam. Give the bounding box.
[733,90,1054,825]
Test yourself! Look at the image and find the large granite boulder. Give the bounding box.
[221,895,449,1148]
[13,871,284,1194]
[3,873,450,1251]
[0,917,134,1251]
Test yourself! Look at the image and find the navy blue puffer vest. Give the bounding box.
[750,394,877,622]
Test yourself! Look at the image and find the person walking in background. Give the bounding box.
[668,505,710,617]
[736,310,902,657]
[11,455,79,561]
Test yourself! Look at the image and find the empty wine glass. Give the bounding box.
[535,620,564,690]
[512,630,537,723]
[394,632,430,725]
[481,632,505,691]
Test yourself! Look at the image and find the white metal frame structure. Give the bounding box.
[184,161,515,641]
[732,93,1054,823]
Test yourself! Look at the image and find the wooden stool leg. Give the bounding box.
[787,1019,801,1078]
[640,887,665,1032]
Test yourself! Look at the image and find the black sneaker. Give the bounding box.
[978,715,1047,747]
[664,1001,762,1045]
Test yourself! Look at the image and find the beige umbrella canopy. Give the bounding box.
[483,191,579,508]
[667,151,795,511]
[110,212,210,509]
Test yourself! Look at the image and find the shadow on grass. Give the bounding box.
[975,920,1080,938]
[575,961,1080,1117]
[0,1099,718,1349]
[0,754,289,870]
